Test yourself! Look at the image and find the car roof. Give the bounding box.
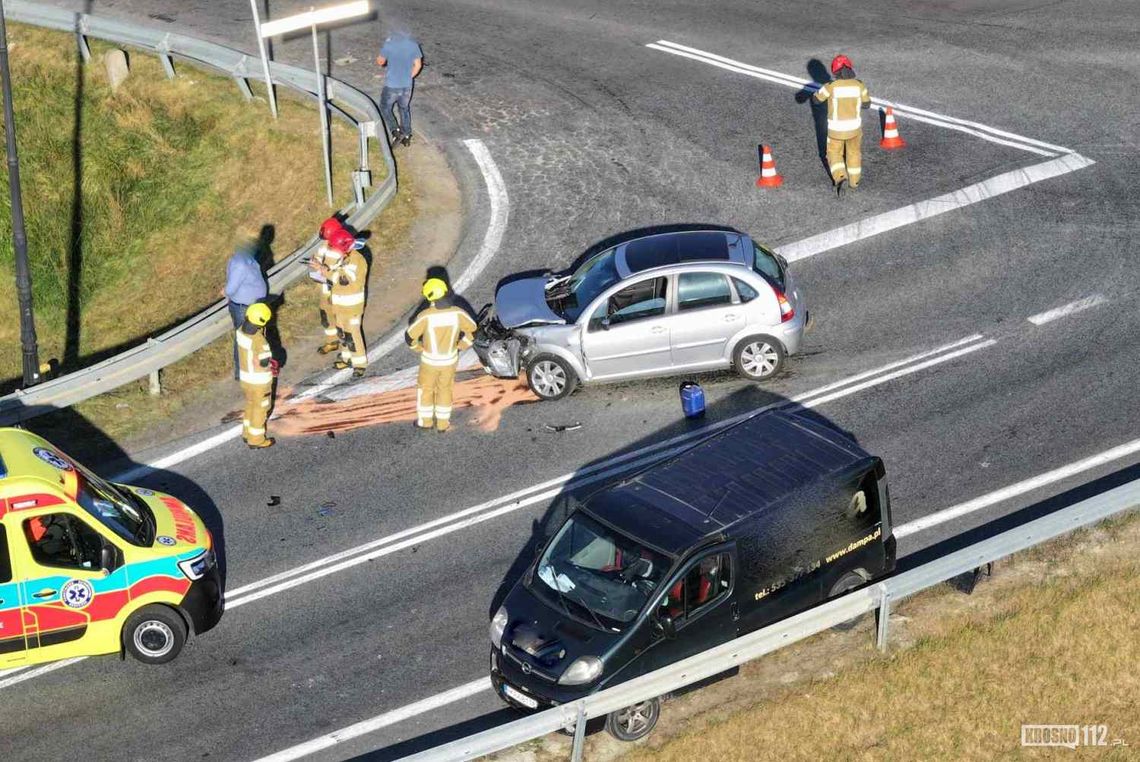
[614,230,750,278]
[584,410,875,552]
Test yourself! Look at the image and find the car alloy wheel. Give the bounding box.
[605,697,660,741]
[526,354,578,401]
[133,620,175,658]
[740,340,781,378]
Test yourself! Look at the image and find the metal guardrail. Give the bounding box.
[0,0,397,424]
[396,478,1140,761]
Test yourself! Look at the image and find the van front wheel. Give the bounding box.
[605,697,660,742]
[124,605,187,664]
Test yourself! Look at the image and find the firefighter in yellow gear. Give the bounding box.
[237,302,279,449]
[327,228,369,378]
[312,217,346,355]
[406,278,477,431]
[814,54,871,196]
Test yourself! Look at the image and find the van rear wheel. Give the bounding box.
[124,605,187,664]
[605,697,660,742]
[828,569,870,631]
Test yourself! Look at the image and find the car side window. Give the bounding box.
[660,552,732,623]
[732,277,759,303]
[677,272,733,311]
[0,525,11,583]
[23,514,103,571]
[589,277,668,330]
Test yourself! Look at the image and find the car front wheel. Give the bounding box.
[733,335,785,381]
[605,697,660,741]
[526,354,578,401]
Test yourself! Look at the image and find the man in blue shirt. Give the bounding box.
[224,242,268,380]
[376,30,423,146]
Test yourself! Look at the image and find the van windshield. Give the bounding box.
[530,513,669,629]
[73,467,150,546]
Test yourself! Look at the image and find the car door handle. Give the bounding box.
[650,326,666,334]
[33,589,57,599]
[724,313,739,322]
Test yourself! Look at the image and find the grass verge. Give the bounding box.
[0,23,374,385]
[618,513,1140,761]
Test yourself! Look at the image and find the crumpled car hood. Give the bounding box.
[494,277,566,328]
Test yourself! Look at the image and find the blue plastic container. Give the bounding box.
[679,381,706,418]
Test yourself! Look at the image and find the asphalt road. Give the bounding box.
[3,0,1139,759]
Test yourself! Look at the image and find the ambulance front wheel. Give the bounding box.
[124,605,188,664]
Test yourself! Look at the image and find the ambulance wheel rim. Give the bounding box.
[134,620,175,657]
[741,341,779,377]
[531,360,567,397]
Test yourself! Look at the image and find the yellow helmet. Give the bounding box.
[422,277,448,302]
[246,303,272,326]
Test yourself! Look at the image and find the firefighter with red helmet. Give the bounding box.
[327,227,369,378]
[813,54,871,197]
[312,217,345,355]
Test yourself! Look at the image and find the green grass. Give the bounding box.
[0,23,378,385]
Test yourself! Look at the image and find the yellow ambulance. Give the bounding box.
[0,428,222,667]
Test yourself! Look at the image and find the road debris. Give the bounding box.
[266,495,281,507]
[543,422,582,433]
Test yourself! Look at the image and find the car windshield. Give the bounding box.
[753,242,785,290]
[529,513,670,629]
[561,249,621,321]
[74,467,147,545]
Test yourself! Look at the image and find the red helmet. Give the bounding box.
[328,228,357,254]
[831,54,854,74]
[319,217,344,241]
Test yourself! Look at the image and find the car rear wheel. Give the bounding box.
[124,605,187,664]
[526,354,578,401]
[733,335,785,381]
[605,697,660,741]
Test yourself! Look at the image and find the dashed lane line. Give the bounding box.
[1026,294,1108,326]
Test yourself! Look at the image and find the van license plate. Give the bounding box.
[502,684,538,709]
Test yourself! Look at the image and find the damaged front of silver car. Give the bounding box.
[474,273,588,401]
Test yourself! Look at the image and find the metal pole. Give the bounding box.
[570,702,587,762]
[0,0,41,387]
[311,17,334,207]
[248,0,278,118]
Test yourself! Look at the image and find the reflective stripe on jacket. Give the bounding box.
[330,250,368,309]
[814,78,871,137]
[406,303,477,367]
[236,329,273,385]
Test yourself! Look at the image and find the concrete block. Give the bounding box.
[103,49,130,92]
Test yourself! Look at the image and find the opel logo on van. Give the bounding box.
[521,662,532,675]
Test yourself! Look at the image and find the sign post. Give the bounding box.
[259,1,370,209]
[248,0,278,119]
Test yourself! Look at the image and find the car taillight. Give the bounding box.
[776,288,794,323]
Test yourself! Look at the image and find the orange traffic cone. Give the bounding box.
[756,145,783,188]
[880,107,906,149]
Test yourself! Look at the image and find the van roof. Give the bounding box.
[0,428,73,498]
[585,410,874,555]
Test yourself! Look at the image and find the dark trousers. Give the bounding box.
[380,86,413,137]
[228,301,247,380]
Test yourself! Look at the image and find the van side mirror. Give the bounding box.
[100,544,120,573]
[654,614,676,640]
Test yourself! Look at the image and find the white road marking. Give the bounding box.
[775,153,1096,263]
[253,678,491,762]
[254,435,1140,760]
[291,137,509,401]
[1026,294,1107,326]
[0,658,85,690]
[647,40,1073,156]
[223,335,994,606]
[894,437,1140,538]
[114,425,243,483]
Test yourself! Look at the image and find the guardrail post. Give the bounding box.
[156,37,176,79]
[570,702,587,762]
[77,33,91,63]
[875,583,891,652]
[148,369,161,396]
[358,121,371,172]
[234,77,254,101]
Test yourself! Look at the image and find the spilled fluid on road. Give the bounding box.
[273,373,538,435]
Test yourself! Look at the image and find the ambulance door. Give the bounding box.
[0,524,28,664]
[17,512,109,654]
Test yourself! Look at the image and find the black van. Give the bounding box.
[489,409,895,740]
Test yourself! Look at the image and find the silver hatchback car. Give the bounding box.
[473,229,808,400]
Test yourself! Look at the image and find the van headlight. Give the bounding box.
[490,606,509,649]
[178,549,216,581]
[558,656,603,686]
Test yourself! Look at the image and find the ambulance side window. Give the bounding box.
[23,514,102,571]
[0,525,11,582]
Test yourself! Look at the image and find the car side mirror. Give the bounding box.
[654,614,677,640]
[600,317,611,331]
[100,544,119,573]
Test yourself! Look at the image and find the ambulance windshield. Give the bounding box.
[75,469,148,545]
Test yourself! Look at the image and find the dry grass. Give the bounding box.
[621,516,1140,762]
[0,23,379,383]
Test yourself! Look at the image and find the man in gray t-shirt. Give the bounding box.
[376,31,423,146]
